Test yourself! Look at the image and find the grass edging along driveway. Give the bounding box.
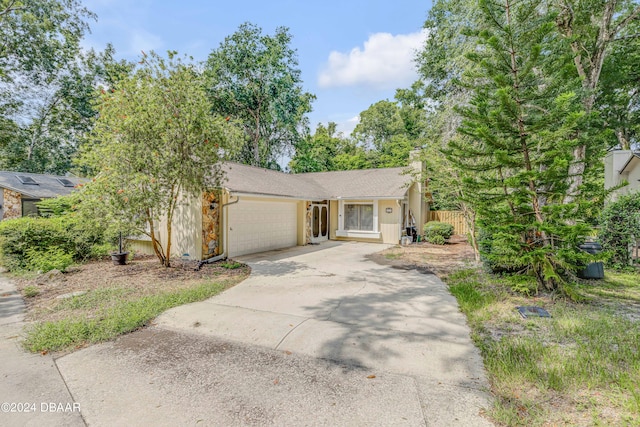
[446,268,640,426]
[18,259,249,353]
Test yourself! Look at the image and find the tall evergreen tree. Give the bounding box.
[449,0,591,290]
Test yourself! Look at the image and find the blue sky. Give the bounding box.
[82,0,430,136]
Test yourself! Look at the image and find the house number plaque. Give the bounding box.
[385,207,393,213]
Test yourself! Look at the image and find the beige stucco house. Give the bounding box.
[604,150,640,201]
[0,171,85,220]
[130,159,429,260]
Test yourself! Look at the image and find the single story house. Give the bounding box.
[130,157,429,260]
[0,171,86,220]
[604,150,640,201]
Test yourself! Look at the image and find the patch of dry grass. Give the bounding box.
[14,256,249,352]
[15,256,248,323]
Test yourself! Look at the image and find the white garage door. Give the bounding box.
[227,199,298,257]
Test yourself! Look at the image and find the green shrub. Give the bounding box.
[599,192,640,269]
[37,196,75,217]
[89,243,112,258]
[423,221,454,243]
[221,261,242,269]
[23,285,40,298]
[430,235,446,245]
[0,195,111,272]
[0,217,71,271]
[25,247,74,272]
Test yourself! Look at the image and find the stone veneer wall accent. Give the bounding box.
[305,201,312,243]
[201,191,220,259]
[3,189,21,219]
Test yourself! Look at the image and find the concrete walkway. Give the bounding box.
[56,241,492,426]
[0,276,84,427]
[160,242,488,383]
[6,241,493,426]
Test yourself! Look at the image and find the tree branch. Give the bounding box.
[0,0,25,18]
[613,33,640,42]
[610,5,640,38]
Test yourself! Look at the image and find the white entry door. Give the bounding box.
[310,203,328,243]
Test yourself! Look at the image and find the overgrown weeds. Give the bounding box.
[446,268,640,426]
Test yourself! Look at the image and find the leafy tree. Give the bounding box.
[416,0,481,103]
[289,121,372,172]
[289,122,341,173]
[0,0,94,83]
[421,132,481,259]
[1,46,133,174]
[410,0,484,257]
[79,51,241,267]
[555,0,640,201]
[0,0,94,133]
[413,0,639,270]
[0,1,134,174]
[449,0,592,291]
[331,140,371,170]
[204,22,315,168]
[351,99,427,168]
[597,25,640,149]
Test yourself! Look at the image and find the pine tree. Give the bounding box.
[448,0,592,291]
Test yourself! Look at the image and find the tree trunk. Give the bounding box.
[164,218,172,267]
[616,129,630,150]
[147,213,166,266]
[164,186,179,268]
[463,207,480,262]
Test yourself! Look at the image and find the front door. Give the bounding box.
[311,203,329,243]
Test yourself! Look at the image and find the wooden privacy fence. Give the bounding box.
[427,210,469,235]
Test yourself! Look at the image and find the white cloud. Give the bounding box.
[318,30,427,89]
[336,115,360,135]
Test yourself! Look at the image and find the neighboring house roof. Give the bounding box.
[619,153,640,174]
[0,171,87,199]
[220,163,413,200]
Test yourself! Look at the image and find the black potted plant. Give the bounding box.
[110,232,129,265]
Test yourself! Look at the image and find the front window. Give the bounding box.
[21,199,40,217]
[344,204,373,231]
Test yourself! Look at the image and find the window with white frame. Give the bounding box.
[344,203,373,231]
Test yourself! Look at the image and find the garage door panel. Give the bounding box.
[228,200,297,257]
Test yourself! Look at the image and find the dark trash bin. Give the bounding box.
[406,227,417,242]
[578,242,604,279]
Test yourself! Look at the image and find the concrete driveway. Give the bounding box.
[55,241,492,426]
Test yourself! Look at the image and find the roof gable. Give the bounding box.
[620,153,640,174]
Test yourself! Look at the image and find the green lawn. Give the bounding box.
[446,269,640,426]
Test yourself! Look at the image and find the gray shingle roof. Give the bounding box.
[0,171,87,199]
[300,167,412,199]
[220,163,413,200]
